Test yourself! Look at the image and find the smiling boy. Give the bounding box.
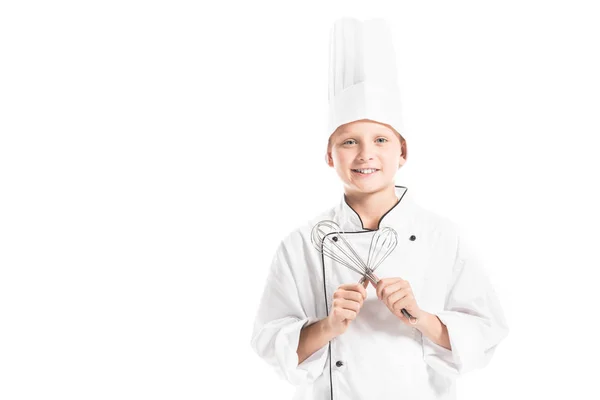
[250,18,508,400]
[326,119,407,231]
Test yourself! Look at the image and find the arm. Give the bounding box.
[250,239,329,385]
[422,229,510,377]
[297,318,336,364]
[415,311,451,350]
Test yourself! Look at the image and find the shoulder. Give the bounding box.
[277,205,337,251]
[416,204,482,264]
[410,200,460,239]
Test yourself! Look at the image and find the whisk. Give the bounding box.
[359,226,398,285]
[311,220,417,323]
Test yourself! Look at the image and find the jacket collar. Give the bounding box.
[336,185,415,232]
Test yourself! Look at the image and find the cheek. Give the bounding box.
[382,151,401,167]
[333,151,353,167]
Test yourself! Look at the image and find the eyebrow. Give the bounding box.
[338,131,391,137]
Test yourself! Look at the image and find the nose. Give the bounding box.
[357,142,376,161]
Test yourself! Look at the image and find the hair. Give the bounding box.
[325,122,408,165]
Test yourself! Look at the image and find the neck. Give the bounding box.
[344,185,399,230]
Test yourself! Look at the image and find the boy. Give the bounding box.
[250,18,508,400]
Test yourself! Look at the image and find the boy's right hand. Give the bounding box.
[326,280,369,337]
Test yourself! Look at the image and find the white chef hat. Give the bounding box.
[328,17,405,143]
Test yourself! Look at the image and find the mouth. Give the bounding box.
[351,168,380,176]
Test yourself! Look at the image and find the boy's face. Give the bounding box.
[327,119,406,195]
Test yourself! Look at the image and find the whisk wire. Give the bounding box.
[312,220,417,323]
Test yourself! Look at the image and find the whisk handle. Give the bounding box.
[358,272,378,286]
[400,308,413,319]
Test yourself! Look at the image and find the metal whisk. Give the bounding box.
[359,226,398,285]
[311,220,416,323]
[311,220,377,283]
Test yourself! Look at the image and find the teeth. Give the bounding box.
[354,169,377,174]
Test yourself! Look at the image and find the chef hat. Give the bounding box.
[328,17,405,143]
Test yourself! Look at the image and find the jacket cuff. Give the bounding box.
[275,317,329,385]
[422,311,486,377]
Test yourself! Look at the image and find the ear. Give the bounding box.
[326,151,334,167]
[398,140,408,168]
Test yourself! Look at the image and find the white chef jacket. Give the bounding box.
[250,185,509,400]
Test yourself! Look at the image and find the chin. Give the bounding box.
[348,181,389,194]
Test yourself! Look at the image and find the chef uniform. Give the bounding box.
[250,18,509,400]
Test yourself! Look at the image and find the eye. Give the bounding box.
[376,137,388,143]
[343,139,356,145]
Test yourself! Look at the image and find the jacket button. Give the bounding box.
[409,235,416,241]
[336,360,344,367]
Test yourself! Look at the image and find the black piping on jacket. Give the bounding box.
[320,185,409,399]
[343,185,407,231]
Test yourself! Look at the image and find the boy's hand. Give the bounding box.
[326,280,369,337]
[375,277,423,324]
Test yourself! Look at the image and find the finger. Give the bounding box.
[334,288,353,299]
[379,281,402,302]
[381,280,409,302]
[382,279,412,300]
[357,282,367,299]
[375,279,387,300]
[341,308,357,321]
[331,307,344,321]
[334,298,361,312]
[332,308,351,324]
[339,283,367,299]
[336,290,363,304]
[340,282,368,290]
[376,278,403,300]
[392,295,414,313]
[387,289,408,308]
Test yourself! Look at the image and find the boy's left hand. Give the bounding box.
[374,277,423,323]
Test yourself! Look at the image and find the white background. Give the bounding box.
[1,1,598,399]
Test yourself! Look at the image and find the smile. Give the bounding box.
[352,169,379,175]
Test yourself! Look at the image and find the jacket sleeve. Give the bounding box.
[422,229,510,377]
[250,240,329,386]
